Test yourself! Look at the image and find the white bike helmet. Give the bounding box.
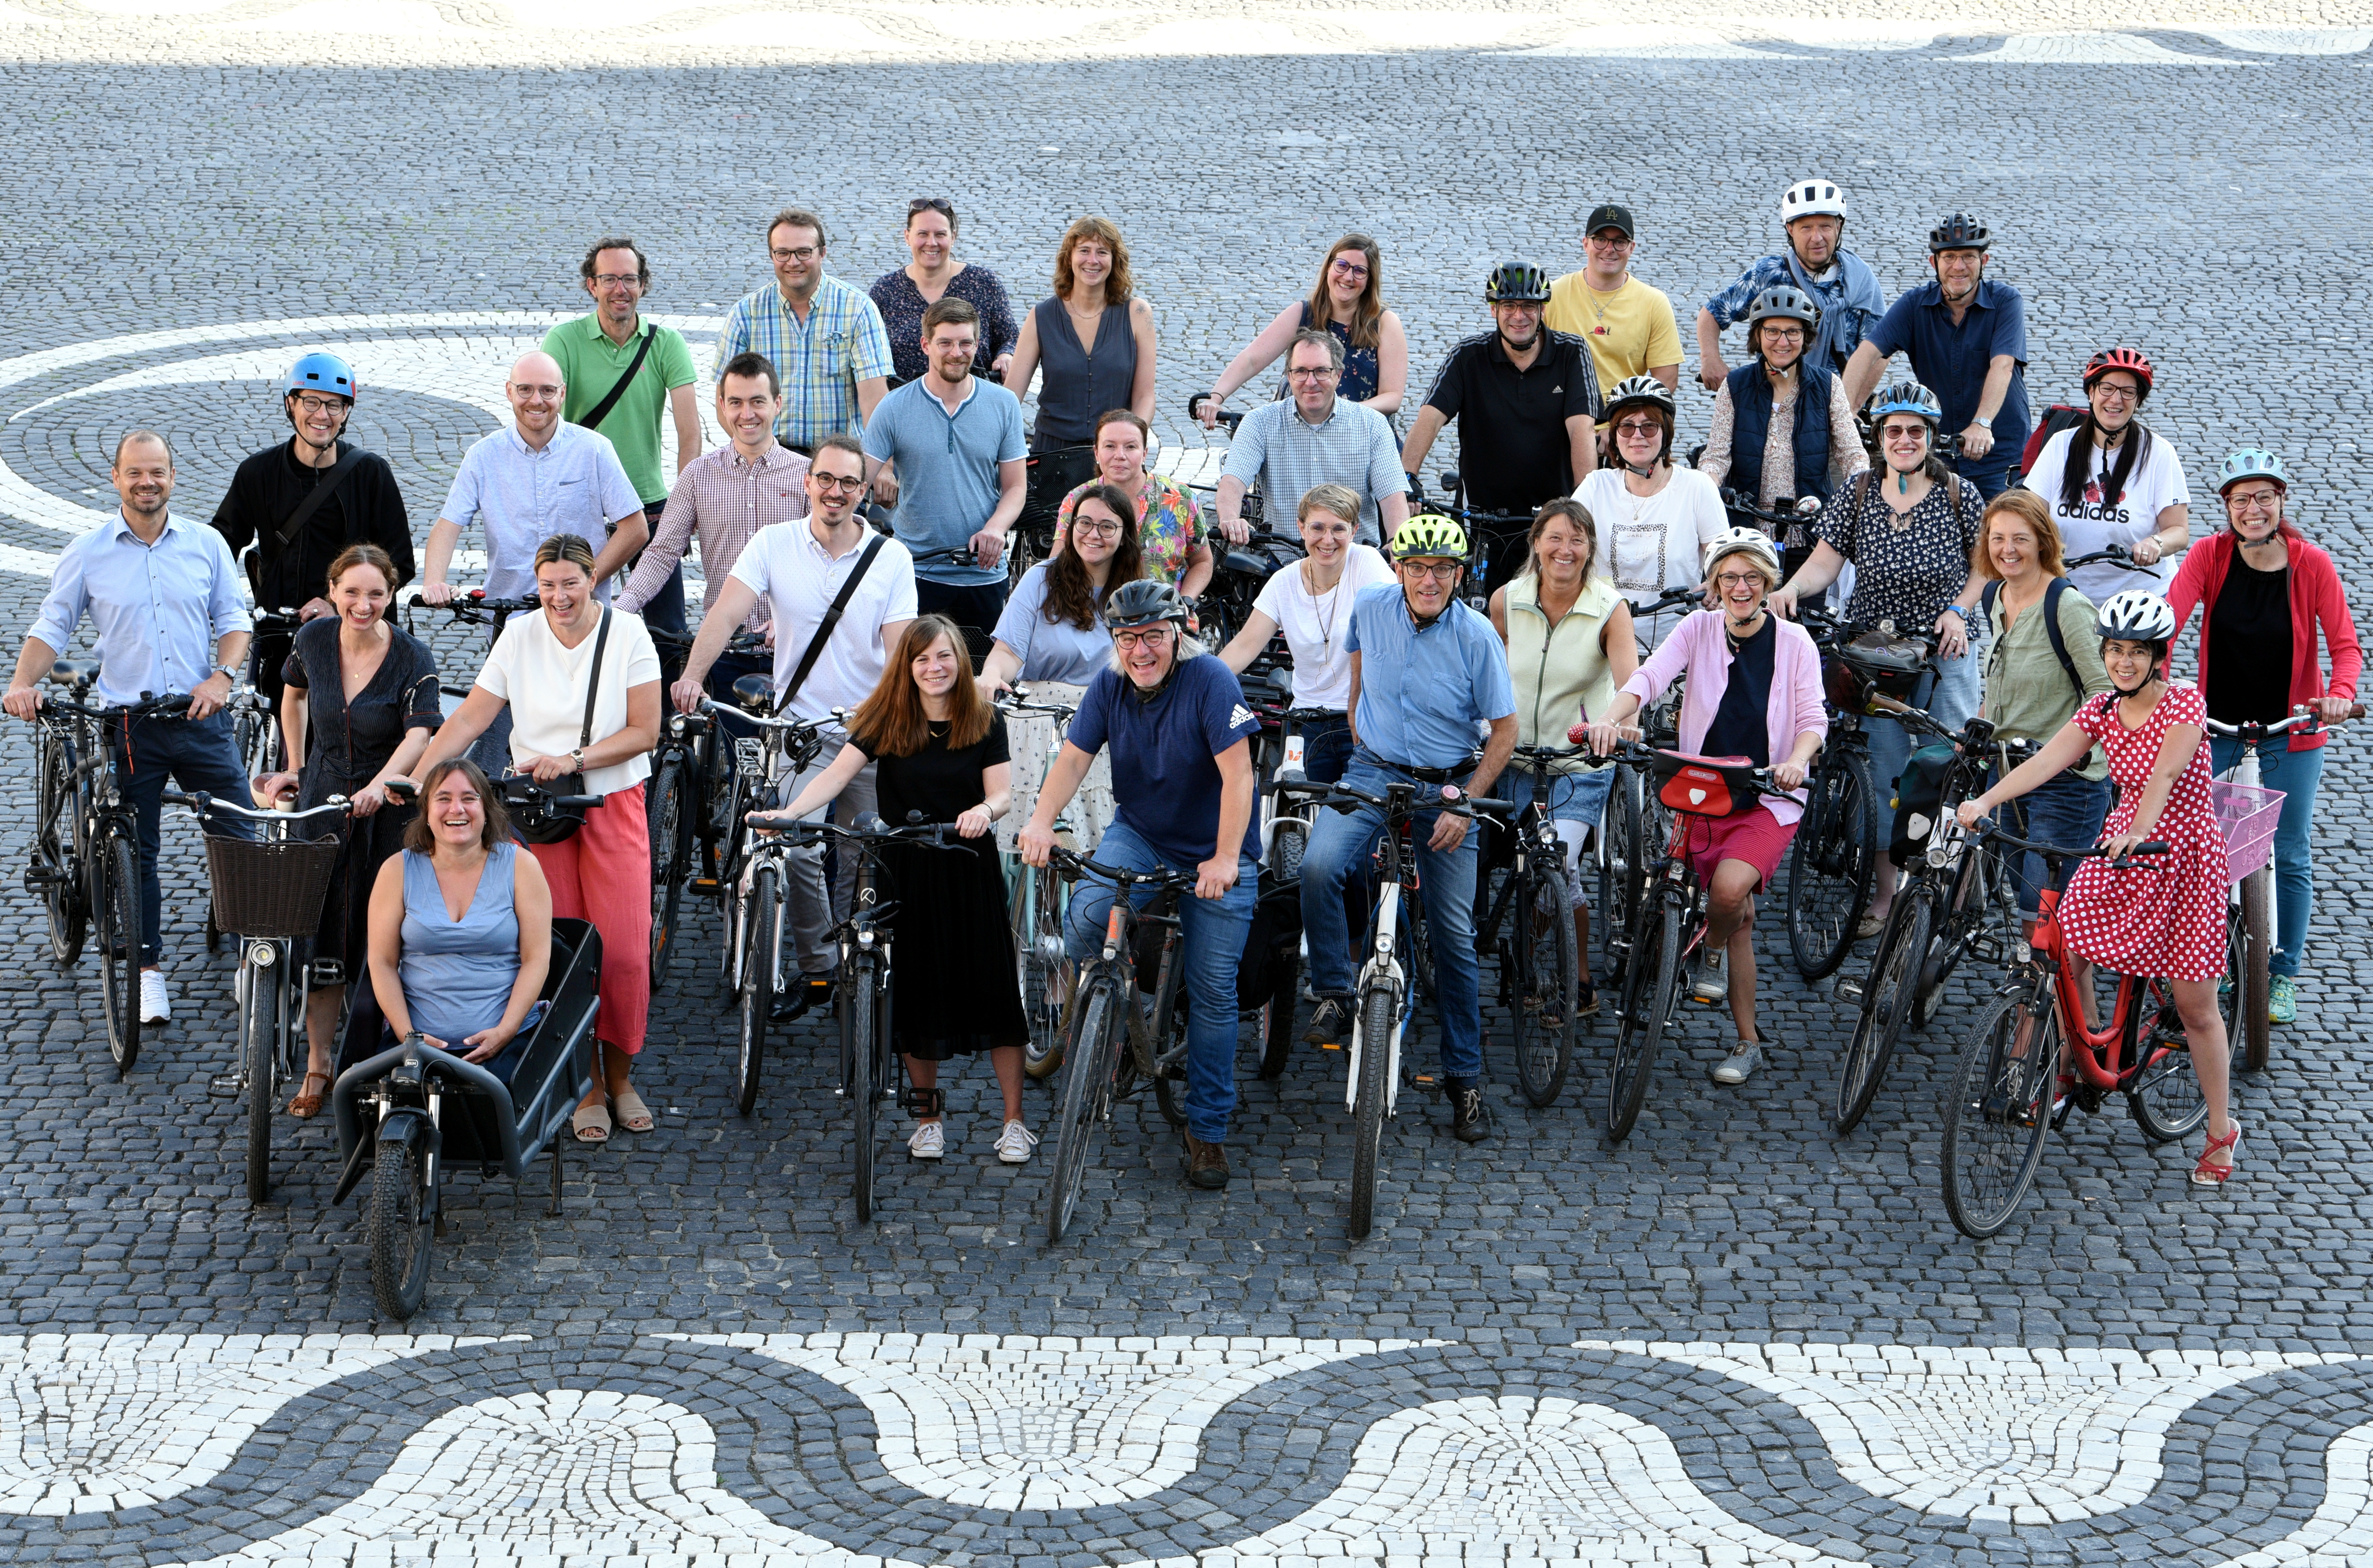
[2095,589,2177,645]
[1780,178,1847,226]
[1704,526,1783,586]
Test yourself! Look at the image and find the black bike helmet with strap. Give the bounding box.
[1928,212,1991,252]
[1105,577,1191,632]
[1483,262,1551,304]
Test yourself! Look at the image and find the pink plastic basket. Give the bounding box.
[2210,779,2283,883]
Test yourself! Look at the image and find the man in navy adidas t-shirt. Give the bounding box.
[1019,580,1260,1191]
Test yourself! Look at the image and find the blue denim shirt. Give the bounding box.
[1704,251,1887,374]
[1344,585,1515,770]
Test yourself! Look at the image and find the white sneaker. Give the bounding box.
[908,1121,944,1160]
[1691,946,1727,1003]
[995,1120,1039,1165]
[139,969,171,1026]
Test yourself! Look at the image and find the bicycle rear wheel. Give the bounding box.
[35,735,85,966]
[1044,978,1122,1244]
[1258,954,1298,1080]
[1510,865,1576,1108]
[244,968,277,1205]
[735,867,783,1117]
[849,965,877,1222]
[1605,903,1678,1143]
[2236,869,2272,1074]
[1017,862,1068,1079]
[1784,750,1877,980]
[97,832,141,1076]
[2128,977,2208,1143]
[646,755,688,996]
[1834,898,1930,1135]
[1347,981,1396,1240]
[1596,769,1647,981]
[1939,990,2060,1239]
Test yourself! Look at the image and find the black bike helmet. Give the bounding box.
[1928,212,1991,252]
[1105,577,1191,632]
[1483,262,1551,304]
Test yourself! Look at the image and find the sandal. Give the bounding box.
[1855,910,1887,940]
[286,1069,333,1119]
[2190,1119,2243,1186]
[611,1087,654,1134]
[572,1100,612,1144]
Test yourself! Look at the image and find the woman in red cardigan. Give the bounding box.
[2167,449,2360,1025]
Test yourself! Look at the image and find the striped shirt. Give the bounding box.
[619,443,811,634]
[717,274,894,451]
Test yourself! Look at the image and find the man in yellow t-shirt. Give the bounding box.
[1544,204,1684,397]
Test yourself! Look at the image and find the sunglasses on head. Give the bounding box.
[909,198,952,217]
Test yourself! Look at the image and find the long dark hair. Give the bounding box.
[848,616,991,757]
[1045,484,1144,631]
[2058,415,2153,515]
[1306,234,1385,352]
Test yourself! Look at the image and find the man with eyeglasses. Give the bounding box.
[1544,204,1683,396]
[718,207,894,455]
[1399,263,1602,598]
[1698,178,1886,386]
[1215,329,1408,549]
[671,431,916,1023]
[1842,213,2030,501]
[1295,513,1518,1145]
[542,238,702,663]
[210,352,413,709]
[862,297,1026,660]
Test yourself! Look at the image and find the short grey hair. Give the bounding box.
[1287,328,1344,373]
[1106,623,1206,676]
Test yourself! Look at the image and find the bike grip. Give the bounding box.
[1567,721,1591,745]
[1461,796,1513,814]
[552,795,603,811]
[2133,841,2171,856]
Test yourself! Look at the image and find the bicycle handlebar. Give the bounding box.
[38,690,195,722]
[1271,777,1514,818]
[2204,703,2365,740]
[162,787,352,825]
[1598,740,1793,797]
[1971,820,2171,867]
[757,813,962,851]
[1049,845,1201,889]
[697,697,831,734]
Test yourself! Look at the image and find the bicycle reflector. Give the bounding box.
[1650,751,1755,817]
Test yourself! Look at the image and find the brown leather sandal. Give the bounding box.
[287,1070,333,1119]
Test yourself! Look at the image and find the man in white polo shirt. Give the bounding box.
[671,433,916,1019]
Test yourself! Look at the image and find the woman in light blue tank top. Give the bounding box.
[368,759,553,1083]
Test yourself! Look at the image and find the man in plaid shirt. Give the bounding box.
[718,207,894,455]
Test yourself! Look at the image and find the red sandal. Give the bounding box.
[2190,1119,2243,1186]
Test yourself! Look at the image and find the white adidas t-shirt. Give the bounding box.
[2021,426,2192,603]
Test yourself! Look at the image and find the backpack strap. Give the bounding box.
[1981,575,2085,698]
[273,444,371,549]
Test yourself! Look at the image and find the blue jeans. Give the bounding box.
[109,713,254,966]
[2210,737,2323,979]
[1963,455,2016,503]
[1300,713,1354,785]
[1505,765,1614,910]
[1062,821,1256,1144]
[1300,756,1485,1082]
[1993,767,2113,917]
[1864,627,1984,806]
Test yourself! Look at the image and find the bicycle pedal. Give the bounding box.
[1834,975,1865,1003]
[21,866,65,889]
[206,1074,243,1098]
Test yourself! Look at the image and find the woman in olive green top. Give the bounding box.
[1973,489,2112,929]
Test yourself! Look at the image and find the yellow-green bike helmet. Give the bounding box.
[1389,513,1469,562]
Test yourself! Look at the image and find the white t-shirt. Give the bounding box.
[1251,544,1396,711]
[2021,427,2192,604]
[1576,467,1728,608]
[727,522,920,726]
[477,606,663,798]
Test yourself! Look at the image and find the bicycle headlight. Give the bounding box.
[248,940,277,967]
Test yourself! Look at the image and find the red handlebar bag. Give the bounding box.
[1650,751,1758,817]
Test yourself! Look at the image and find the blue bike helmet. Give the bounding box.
[2216,448,2287,495]
[285,351,357,401]
[1869,381,1943,425]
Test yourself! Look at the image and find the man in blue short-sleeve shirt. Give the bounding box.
[1298,514,1517,1144]
[1843,213,2030,500]
[1020,580,1258,1191]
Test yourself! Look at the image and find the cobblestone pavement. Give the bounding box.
[5,5,2373,1563]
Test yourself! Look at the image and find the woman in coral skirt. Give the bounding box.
[1960,590,2239,1185]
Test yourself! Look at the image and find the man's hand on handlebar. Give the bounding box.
[1959,424,1995,462]
[1018,818,1057,868]
[4,684,41,721]
[969,525,1008,571]
[1217,511,1250,547]
[1194,852,1240,901]
[1197,393,1223,430]
[1426,784,1473,852]
[670,676,707,714]
[298,596,336,622]
[187,670,233,721]
[419,579,456,606]
[1698,354,1727,391]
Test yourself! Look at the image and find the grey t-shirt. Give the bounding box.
[992,562,1112,685]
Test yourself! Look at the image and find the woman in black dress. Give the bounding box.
[759,614,1034,1164]
[253,543,442,1116]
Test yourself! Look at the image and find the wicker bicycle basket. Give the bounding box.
[203,831,344,939]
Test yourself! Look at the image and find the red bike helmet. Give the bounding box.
[2083,347,2155,400]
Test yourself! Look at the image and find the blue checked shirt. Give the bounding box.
[28,512,252,708]
[1703,251,1887,375]
[718,273,895,451]
[439,423,645,601]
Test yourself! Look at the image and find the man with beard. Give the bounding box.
[1698,178,1887,384]
[1398,264,1602,598]
[209,353,413,708]
[1843,213,2031,500]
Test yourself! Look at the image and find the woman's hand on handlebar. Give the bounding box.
[2314,694,2358,726]
[1955,797,1994,832]
[1584,719,1638,757]
[1195,851,1241,901]
[349,780,392,817]
[955,804,995,840]
[254,770,301,806]
[517,752,577,783]
[1197,392,1223,430]
[1018,818,1058,868]
[1770,758,1810,792]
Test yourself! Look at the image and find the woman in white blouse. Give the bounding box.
[420,533,663,1145]
[1573,377,1727,647]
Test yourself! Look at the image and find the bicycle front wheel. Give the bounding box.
[1912,845,1988,1032]
[849,964,877,1223]
[646,754,688,996]
[244,967,278,1205]
[1605,902,1679,1143]
[735,867,783,1117]
[1596,769,1648,981]
[1017,862,1068,1079]
[1347,980,1396,1241]
[1784,750,1877,980]
[97,831,141,1076]
[367,1135,433,1320]
[35,735,85,966]
[1510,865,1577,1108]
[1939,990,2060,1240]
[1045,978,1122,1245]
[2236,869,2273,1074]
[1834,898,1931,1135]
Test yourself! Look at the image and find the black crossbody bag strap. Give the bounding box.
[579,607,613,753]
[273,445,371,549]
[577,326,657,433]
[775,534,888,716]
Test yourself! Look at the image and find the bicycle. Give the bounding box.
[1039,847,1201,1245]
[644,626,770,996]
[164,787,350,1204]
[230,608,305,781]
[1718,489,1826,589]
[1601,744,1786,1144]
[1178,398,1267,540]
[1013,444,1097,589]
[995,686,1095,1081]
[1593,585,1705,987]
[1277,776,1507,1240]
[763,813,962,1222]
[1474,745,1584,1109]
[25,672,195,1075]
[1938,824,2217,1239]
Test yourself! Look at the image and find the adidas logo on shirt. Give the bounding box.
[1228,704,1256,729]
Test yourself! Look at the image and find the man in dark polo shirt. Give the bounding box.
[210,351,413,705]
[1399,262,1601,597]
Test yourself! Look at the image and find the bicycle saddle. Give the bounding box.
[47,658,100,688]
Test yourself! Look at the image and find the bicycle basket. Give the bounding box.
[1837,629,1929,701]
[203,829,343,939]
[1649,750,1757,817]
[2209,779,2283,883]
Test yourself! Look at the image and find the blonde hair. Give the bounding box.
[534,533,598,576]
[1297,483,1362,527]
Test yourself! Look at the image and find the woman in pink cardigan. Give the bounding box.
[2167,449,2360,1026]
[1587,528,1828,1086]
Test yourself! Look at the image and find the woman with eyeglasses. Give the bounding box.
[1696,286,1866,536]
[1572,377,1725,644]
[869,198,1019,388]
[1198,235,1408,425]
[2019,347,2191,606]
[2167,449,2360,1027]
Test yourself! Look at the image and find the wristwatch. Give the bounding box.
[211,664,239,680]
[570,748,586,771]
[1969,415,1993,430]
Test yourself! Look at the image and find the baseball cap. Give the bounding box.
[1585,203,1636,239]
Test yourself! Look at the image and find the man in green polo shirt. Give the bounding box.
[541,237,701,660]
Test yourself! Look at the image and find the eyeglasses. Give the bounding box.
[1288,365,1339,381]
[1588,232,1634,247]
[1072,518,1124,538]
[908,198,952,217]
[1112,627,1174,650]
[2091,381,2140,403]
[1400,561,1461,580]
[1759,326,1806,343]
[1614,419,1663,439]
[1330,257,1370,279]
[590,272,643,289]
[1882,426,1930,443]
[2225,488,2283,513]
[290,394,347,416]
[811,472,865,493]
[1714,571,1766,588]
[770,246,821,264]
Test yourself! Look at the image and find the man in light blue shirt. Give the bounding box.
[1215,331,1410,547]
[6,432,253,1023]
[718,206,893,453]
[1295,513,1516,1143]
[862,298,1025,659]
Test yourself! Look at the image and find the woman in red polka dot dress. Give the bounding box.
[1959,590,2240,1185]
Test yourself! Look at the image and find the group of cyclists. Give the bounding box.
[9,177,2358,1212]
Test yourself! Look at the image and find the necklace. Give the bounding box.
[1304,557,1342,657]
[1582,275,1624,330]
